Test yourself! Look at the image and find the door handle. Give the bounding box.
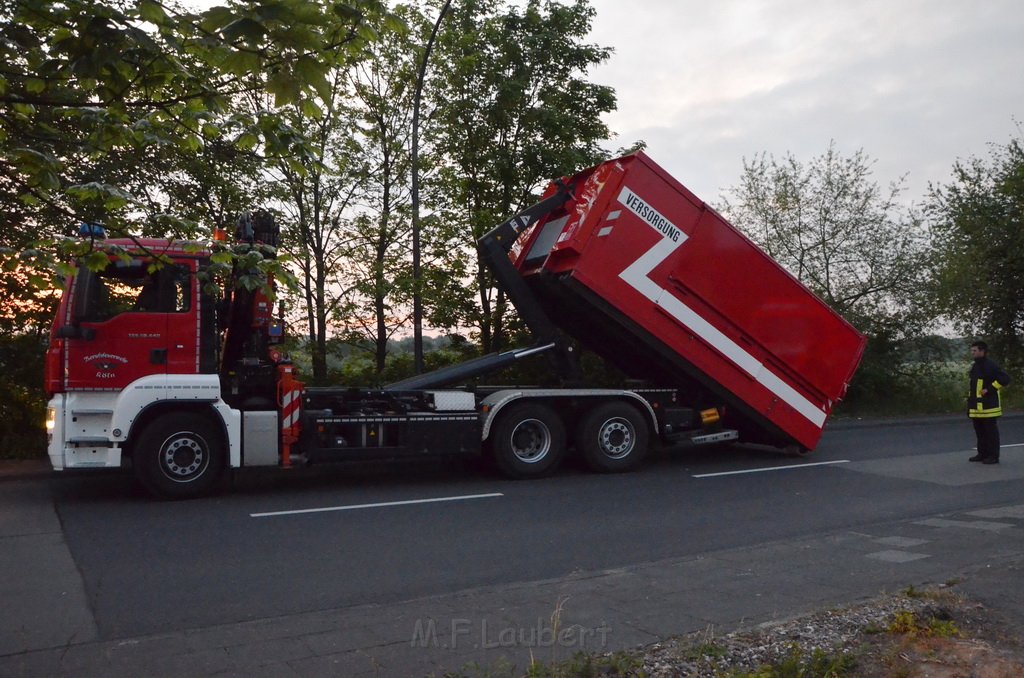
[150,348,167,365]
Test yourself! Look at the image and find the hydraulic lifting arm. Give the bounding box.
[477,183,581,382]
[385,184,581,391]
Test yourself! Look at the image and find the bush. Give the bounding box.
[0,334,47,459]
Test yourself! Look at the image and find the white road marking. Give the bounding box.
[692,460,850,478]
[251,492,504,518]
[705,439,1024,482]
[874,536,930,548]
[914,518,1014,532]
[968,505,1024,520]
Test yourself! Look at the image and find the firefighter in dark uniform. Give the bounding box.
[967,341,1011,464]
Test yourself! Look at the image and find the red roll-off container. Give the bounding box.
[510,152,867,451]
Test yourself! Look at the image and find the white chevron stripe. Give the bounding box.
[616,188,826,428]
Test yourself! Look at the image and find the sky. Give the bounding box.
[584,0,1024,207]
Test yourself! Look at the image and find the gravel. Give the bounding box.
[621,586,974,676]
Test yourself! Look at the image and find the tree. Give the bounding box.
[720,143,926,328]
[0,0,399,269]
[335,9,420,375]
[252,10,418,383]
[719,144,929,405]
[927,128,1024,368]
[259,67,365,384]
[425,0,615,352]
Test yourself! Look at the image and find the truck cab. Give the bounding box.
[43,220,286,498]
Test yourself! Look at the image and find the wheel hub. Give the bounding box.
[510,419,551,463]
[599,418,633,458]
[161,434,206,480]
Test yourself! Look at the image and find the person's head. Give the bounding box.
[971,340,988,359]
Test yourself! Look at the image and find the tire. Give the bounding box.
[576,401,650,473]
[133,412,226,499]
[489,402,566,478]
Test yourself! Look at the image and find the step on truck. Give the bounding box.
[44,151,867,498]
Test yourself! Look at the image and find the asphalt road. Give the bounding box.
[46,415,1024,636]
[6,414,1024,675]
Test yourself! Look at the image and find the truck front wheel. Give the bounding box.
[489,402,566,478]
[133,413,226,499]
[576,402,650,472]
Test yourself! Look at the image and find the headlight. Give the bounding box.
[45,407,56,432]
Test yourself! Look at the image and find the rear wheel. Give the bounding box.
[489,402,566,478]
[133,413,226,499]
[576,402,650,472]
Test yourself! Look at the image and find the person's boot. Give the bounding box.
[969,454,984,462]
[982,457,999,464]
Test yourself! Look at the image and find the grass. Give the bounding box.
[886,610,960,639]
[524,651,642,678]
[729,644,857,678]
[439,651,642,678]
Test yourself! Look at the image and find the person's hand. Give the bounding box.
[981,388,989,396]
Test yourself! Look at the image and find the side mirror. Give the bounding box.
[58,268,100,341]
[71,267,98,325]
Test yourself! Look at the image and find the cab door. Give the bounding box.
[63,261,197,390]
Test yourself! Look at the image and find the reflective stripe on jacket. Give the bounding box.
[968,356,1011,419]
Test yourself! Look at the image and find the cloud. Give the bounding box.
[588,0,1024,204]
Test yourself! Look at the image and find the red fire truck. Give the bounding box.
[44,152,866,498]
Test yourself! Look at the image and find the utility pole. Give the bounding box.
[411,0,454,373]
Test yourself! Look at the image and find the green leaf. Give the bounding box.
[236,132,259,151]
[294,56,332,102]
[25,78,46,94]
[83,250,112,272]
[383,13,409,35]
[201,123,221,139]
[56,261,78,278]
[66,182,137,210]
[239,274,261,292]
[221,17,266,43]
[138,0,167,25]
[355,22,379,43]
[201,6,236,31]
[300,98,323,119]
[267,69,299,107]
[333,3,363,21]
[221,50,260,77]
